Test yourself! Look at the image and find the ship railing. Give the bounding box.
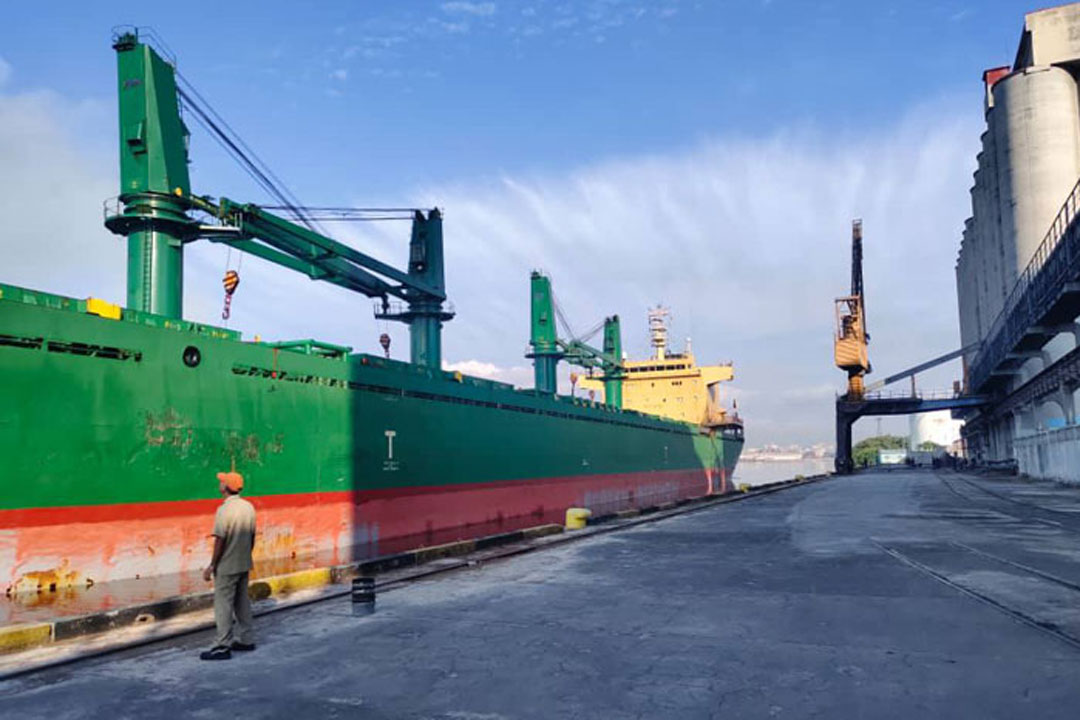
[372,299,456,319]
[110,25,178,66]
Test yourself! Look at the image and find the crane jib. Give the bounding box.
[103,30,453,369]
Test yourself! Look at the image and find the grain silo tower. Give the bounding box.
[956,4,1080,386]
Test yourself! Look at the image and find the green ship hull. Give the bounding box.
[0,284,742,597]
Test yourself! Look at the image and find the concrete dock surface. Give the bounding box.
[4,468,1080,718]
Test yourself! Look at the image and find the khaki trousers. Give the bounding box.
[213,571,254,648]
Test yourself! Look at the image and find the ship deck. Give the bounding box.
[4,468,1080,717]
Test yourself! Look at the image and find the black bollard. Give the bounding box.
[351,576,376,616]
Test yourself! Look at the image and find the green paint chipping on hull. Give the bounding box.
[0,284,742,512]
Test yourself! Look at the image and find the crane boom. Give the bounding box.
[834,219,871,398]
[851,218,865,328]
[527,271,624,406]
[189,196,446,301]
[103,29,453,369]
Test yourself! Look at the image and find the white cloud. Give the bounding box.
[330,68,348,81]
[189,97,975,447]
[400,100,979,446]
[0,88,119,302]
[2,72,980,448]
[443,359,534,388]
[442,1,496,16]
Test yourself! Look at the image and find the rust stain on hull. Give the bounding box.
[7,560,82,598]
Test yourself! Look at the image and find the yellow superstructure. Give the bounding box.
[578,308,738,427]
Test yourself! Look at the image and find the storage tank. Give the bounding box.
[956,228,977,362]
[971,161,997,338]
[980,124,1009,321]
[993,65,1080,281]
[909,411,964,451]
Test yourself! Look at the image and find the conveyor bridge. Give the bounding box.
[969,178,1080,394]
[835,391,989,472]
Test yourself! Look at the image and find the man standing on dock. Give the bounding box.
[200,470,257,661]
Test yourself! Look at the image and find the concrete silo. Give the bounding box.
[955,2,1080,479]
[980,121,1009,321]
[971,160,999,335]
[992,65,1080,281]
[956,223,979,380]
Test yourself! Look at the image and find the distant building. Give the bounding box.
[909,450,935,467]
[878,448,908,465]
[909,411,963,451]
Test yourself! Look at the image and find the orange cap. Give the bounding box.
[216,471,244,492]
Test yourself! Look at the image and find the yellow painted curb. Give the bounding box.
[0,623,53,654]
[413,539,478,564]
[249,567,332,601]
[522,524,564,539]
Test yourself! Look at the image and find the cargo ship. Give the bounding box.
[0,31,742,598]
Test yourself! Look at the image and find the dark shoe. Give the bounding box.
[230,642,256,652]
[199,646,232,661]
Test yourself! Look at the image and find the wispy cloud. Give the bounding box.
[0,56,11,87]
[442,1,496,16]
[0,84,119,303]
[395,100,979,445]
[443,359,534,388]
[3,65,979,446]
[435,20,471,34]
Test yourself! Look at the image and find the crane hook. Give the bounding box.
[222,269,240,320]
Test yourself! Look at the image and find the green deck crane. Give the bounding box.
[526,271,625,407]
[103,30,453,369]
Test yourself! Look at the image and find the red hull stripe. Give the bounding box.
[0,468,711,528]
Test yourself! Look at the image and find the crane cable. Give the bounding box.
[260,206,418,222]
[174,72,325,236]
[173,69,333,324]
[550,288,577,341]
[550,289,607,345]
[574,318,606,345]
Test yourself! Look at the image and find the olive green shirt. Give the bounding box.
[212,495,256,575]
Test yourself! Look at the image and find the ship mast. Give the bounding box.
[649,307,670,360]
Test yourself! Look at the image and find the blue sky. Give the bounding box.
[2,1,1025,195]
[0,1,1042,444]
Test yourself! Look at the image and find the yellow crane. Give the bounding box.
[834,220,871,398]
